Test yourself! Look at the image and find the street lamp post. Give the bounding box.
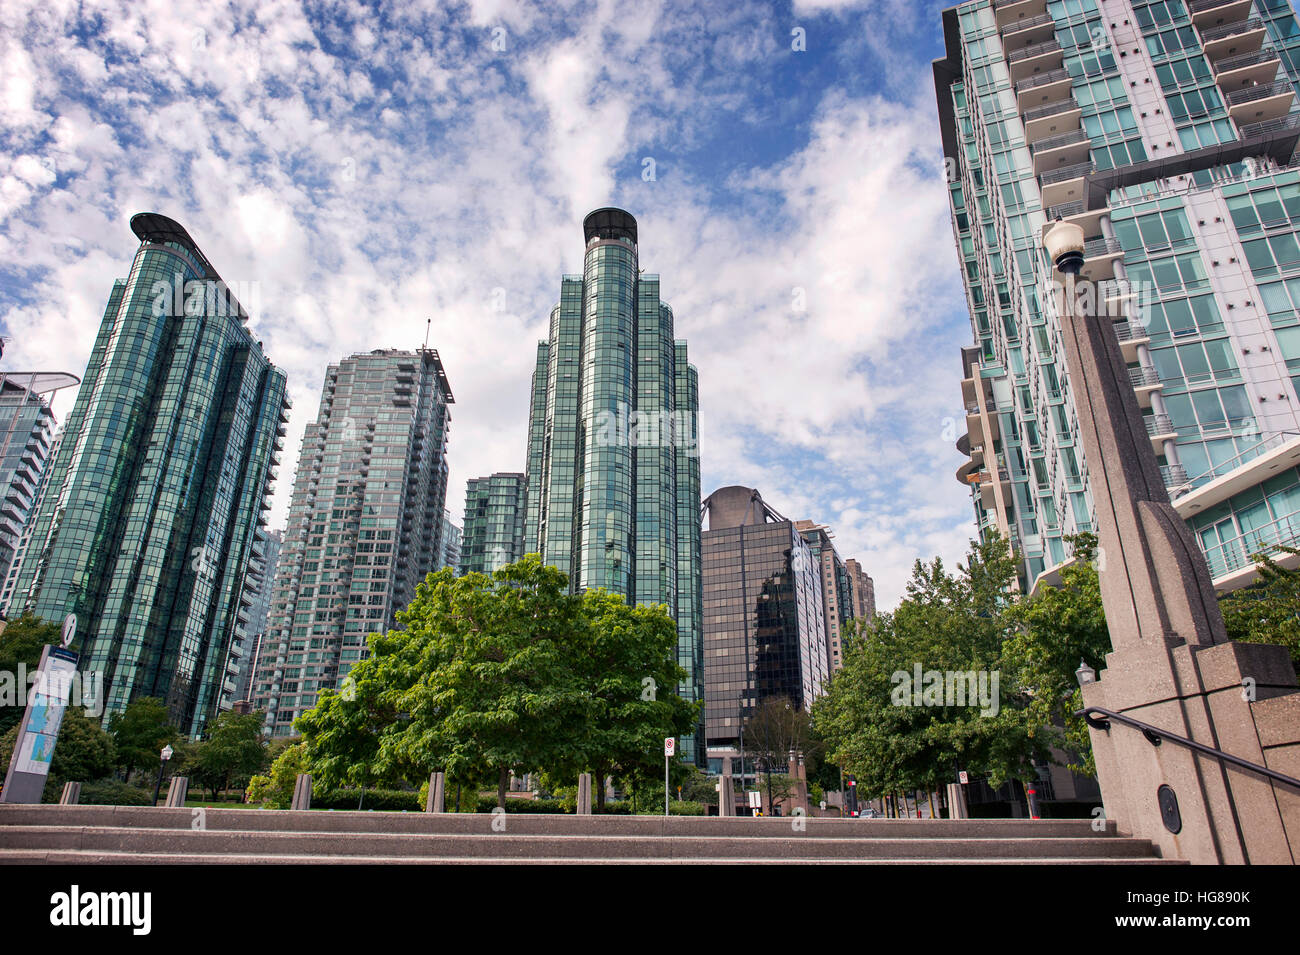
[151,744,174,806]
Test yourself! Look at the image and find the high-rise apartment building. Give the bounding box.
[936,0,1300,593]
[460,473,526,573]
[701,487,829,774]
[523,208,704,763]
[794,520,876,672]
[253,348,452,736]
[0,372,78,604]
[6,214,289,736]
[438,510,462,574]
[845,558,877,622]
[230,528,281,707]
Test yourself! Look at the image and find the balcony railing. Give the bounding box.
[1188,0,1248,12]
[1200,15,1265,43]
[1007,37,1061,63]
[1084,235,1121,258]
[1002,12,1056,35]
[1023,97,1079,123]
[1046,199,1086,219]
[1214,48,1281,74]
[1145,414,1175,436]
[1016,67,1070,94]
[1039,160,1094,184]
[1030,127,1090,153]
[1240,112,1300,139]
[1129,366,1160,387]
[1114,321,1150,342]
[1227,79,1295,105]
[1202,508,1300,579]
[1160,464,1190,490]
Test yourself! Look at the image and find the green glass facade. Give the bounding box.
[7,213,289,737]
[524,208,704,764]
[461,472,527,573]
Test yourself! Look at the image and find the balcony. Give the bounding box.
[1038,159,1092,207]
[1188,0,1253,29]
[1129,365,1163,408]
[1200,509,1300,585]
[1161,464,1191,495]
[993,0,1048,29]
[1145,414,1177,453]
[1023,96,1082,144]
[1001,12,1057,44]
[1016,67,1073,113]
[1114,320,1151,362]
[1199,16,1268,63]
[1240,111,1300,142]
[1214,48,1281,89]
[1007,37,1063,84]
[1043,199,1110,241]
[1082,235,1123,280]
[1228,80,1299,125]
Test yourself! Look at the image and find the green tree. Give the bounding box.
[108,697,177,783]
[1003,533,1110,776]
[246,741,309,809]
[190,711,269,799]
[814,536,1045,806]
[1219,546,1300,672]
[0,614,61,736]
[302,557,591,807]
[567,589,699,808]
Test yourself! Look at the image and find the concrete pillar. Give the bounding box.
[718,773,733,816]
[292,773,312,811]
[425,772,445,813]
[164,776,188,808]
[59,782,80,805]
[576,772,592,815]
[1046,226,1300,864]
[946,783,968,820]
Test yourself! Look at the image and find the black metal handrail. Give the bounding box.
[1077,706,1300,792]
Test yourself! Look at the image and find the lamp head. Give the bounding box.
[1044,219,1086,275]
[1075,659,1097,687]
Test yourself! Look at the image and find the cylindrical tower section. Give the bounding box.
[578,208,638,595]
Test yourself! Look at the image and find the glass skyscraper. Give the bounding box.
[253,348,452,736]
[937,0,1300,594]
[524,208,704,763]
[6,213,289,736]
[460,473,526,574]
[0,372,78,601]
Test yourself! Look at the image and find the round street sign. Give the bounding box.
[61,614,77,648]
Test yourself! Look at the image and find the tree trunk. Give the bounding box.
[594,771,606,810]
[765,768,774,816]
[928,790,936,818]
[497,767,509,809]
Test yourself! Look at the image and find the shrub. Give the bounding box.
[78,780,152,806]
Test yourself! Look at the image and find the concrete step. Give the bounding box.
[0,849,1185,865]
[1,824,1165,860]
[0,805,1119,838]
[0,805,1179,863]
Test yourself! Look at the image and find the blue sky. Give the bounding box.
[0,0,973,608]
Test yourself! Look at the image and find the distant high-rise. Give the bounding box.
[253,348,452,736]
[701,487,829,775]
[230,528,281,707]
[523,208,704,763]
[0,372,78,607]
[7,213,289,736]
[461,473,526,574]
[438,510,462,575]
[794,520,875,673]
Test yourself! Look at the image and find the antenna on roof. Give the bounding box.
[423,318,431,350]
